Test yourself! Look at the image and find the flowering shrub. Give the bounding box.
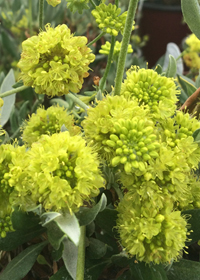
[1,0,200,280]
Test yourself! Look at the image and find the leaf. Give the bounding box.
[167,259,200,280]
[55,212,80,246]
[11,209,41,230]
[62,237,78,280]
[0,69,16,127]
[165,55,177,78]
[196,70,200,88]
[49,266,73,280]
[163,43,183,75]
[85,260,109,280]
[192,128,200,144]
[0,72,5,87]
[9,107,19,134]
[177,75,197,97]
[181,0,200,40]
[0,241,48,280]
[45,220,65,250]
[111,253,130,267]
[87,238,107,259]
[129,260,168,280]
[154,64,162,75]
[18,100,29,124]
[95,208,118,237]
[40,212,61,226]
[1,29,19,59]
[182,208,200,245]
[77,193,107,226]
[51,242,64,261]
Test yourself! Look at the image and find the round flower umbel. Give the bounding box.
[108,118,160,174]
[46,0,61,7]
[117,191,188,264]
[18,24,95,97]
[22,105,81,146]
[14,132,104,213]
[99,41,133,59]
[92,3,134,36]
[82,95,150,161]
[120,67,179,120]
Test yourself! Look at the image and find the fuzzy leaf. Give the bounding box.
[167,259,200,280]
[0,69,16,127]
[163,43,183,75]
[77,193,107,226]
[129,260,168,280]
[55,212,80,246]
[193,128,200,144]
[45,221,65,250]
[0,241,48,280]
[181,0,200,40]
[164,55,177,78]
[177,75,197,97]
[49,98,69,109]
[62,237,78,280]
[11,209,41,230]
[87,238,107,259]
[40,212,61,226]
[95,208,118,237]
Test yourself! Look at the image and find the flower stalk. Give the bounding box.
[39,0,44,30]
[68,93,89,111]
[87,31,105,48]
[0,85,29,98]
[76,226,86,280]
[114,0,139,96]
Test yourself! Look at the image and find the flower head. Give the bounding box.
[92,3,134,36]
[117,191,188,264]
[120,67,179,120]
[22,105,81,146]
[18,24,95,97]
[46,0,61,7]
[11,132,104,213]
[99,41,133,58]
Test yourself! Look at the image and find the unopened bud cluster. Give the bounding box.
[99,41,133,58]
[92,3,134,36]
[183,34,200,70]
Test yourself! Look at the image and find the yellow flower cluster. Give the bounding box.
[183,34,200,70]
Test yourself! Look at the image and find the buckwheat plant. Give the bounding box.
[1,0,200,280]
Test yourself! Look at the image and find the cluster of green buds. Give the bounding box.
[22,105,81,146]
[120,67,179,120]
[17,24,95,97]
[99,41,133,59]
[92,3,134,36]
[0,216,14,238]
[82,67,200,263]
[10,132,104,213]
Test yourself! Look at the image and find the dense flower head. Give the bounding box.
[22,105,81,146]
[183,34,200,70]
[46,0,61,7]
[117,191,188,264]
[185,34,200,52]
[10,132,104,213]
[82,95,151,162]
[99,41,133,58]
[66,0,89,14]
[120,67,179,120]
[18,24,95,97]
[0,144,26,237]
[92,3,134,36]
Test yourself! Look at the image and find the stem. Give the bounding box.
[28,0,33,36]
[89,0,96,9]
[87,31,105,48]
[99,35,115,93]
[68,93,89,111]
[115,0,119,7]
[0,85,29,98]
[113,0,139,96]
[76,226,86,280]
[39,0,44,30]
